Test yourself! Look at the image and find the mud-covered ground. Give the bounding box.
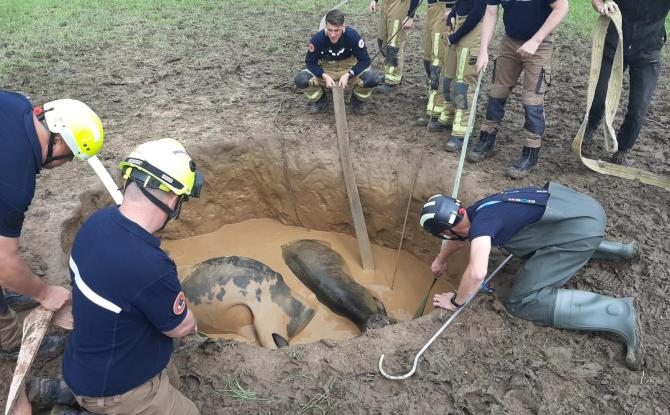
[2,5,670,415]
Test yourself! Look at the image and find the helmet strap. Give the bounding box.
[37,107,73,166]
[134,182,187,232]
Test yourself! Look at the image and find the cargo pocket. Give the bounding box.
[534,67,551,94]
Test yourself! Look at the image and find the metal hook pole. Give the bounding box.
[379,254,513,380]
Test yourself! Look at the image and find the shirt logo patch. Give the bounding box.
[358,39,365,48]
[173,291,186,315]
[308,43,315,52]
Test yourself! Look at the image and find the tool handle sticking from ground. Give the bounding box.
[379,254,513,380]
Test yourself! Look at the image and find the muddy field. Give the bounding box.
[2,5,670,415]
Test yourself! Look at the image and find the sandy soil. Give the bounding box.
[1,7,669,415]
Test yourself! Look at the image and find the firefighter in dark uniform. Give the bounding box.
[294,9,380,114]
[583,0,670,165]
[420,183,644,370]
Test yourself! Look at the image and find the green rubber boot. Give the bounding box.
[553,289,644,370]
[593,240,639,261]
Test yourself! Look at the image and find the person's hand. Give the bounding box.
[431,256,447,275]
[37,285,71,312]
[322,74,335,88]
[339,72,350,88]
[517,38,541,57]
[402,16,414,30]
[369,0,377,12]
[596,0,619,15]
[433,292,458,311]
[476,49,489,73]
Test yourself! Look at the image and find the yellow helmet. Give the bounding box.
[119,138,204,198]
[43,99,104,161]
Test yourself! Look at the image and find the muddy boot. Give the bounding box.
[375,83,399,94]
[27,378,76,409]
[49,405,95,415]
[468,130,497,163]
[0,334,66,360]
[428,120,449,132]
[0,308,22,354]
[445,137,464,152]
[553,290,644,370]
[4,291,39,312]
[581,123,598,157]
[592,240,639,261]
[415,114,434,126]
[350,97,370,115]
[507,146,540,179]
[308,95,327,114]
[611,149,634,166]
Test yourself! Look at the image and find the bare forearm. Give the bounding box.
[531,2,569,44]
[0,254,48,300]
[480,5,498,52]
[454,265,486,304]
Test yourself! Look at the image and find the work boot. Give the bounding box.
[592,240,639,261]
[428,120,449,132]
[375,83,399,94]
[4,291,39,312]
[308,95,327,114]
[611,149,634,166]
[27,378,76,409]
[350,97,370,115]
[581,123,598,157]
[468,130,497,163]
[553,290,645,371]
[445,137,464,152]
[507,146,540,179]
[49,405,95,415]
[415,114,433,126]
[0,335,66,360]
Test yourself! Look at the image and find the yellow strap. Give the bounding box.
[572,11,670,191]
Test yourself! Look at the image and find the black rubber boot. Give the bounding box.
[350,97,370,115]
[611,149,634,166]
[427,120,449,132]
[581,123,598,157]
[592,240,639,261]
[507,146,540,179]
[4,291,39,312]
[375,83,399,93]
[445,137,464,152]
[27,378,76,410]
[1,335,65,360]
[308,95,327,114]
[415,114,433,126]
[467,130,497,163]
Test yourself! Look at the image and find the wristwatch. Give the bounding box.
[450,292,463,308]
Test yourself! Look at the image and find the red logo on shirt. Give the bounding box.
[308,43,315,52]
[173,291,186,315]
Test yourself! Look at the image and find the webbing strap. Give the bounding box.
[572,11,670,191]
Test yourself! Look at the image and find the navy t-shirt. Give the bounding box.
[0,90,43,238]
[306,27,371,77]
[466,187,549,246]
[487,0,556,41]
[63,207,187,397]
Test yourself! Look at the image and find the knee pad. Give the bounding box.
[386,46,399,67]
[294,70,312,89]
[523,104,546,136]
[442,77,452,102]
[430,66,441,91]
[485,96,507,122]
[359,69,380,88]
[453,81,470,110]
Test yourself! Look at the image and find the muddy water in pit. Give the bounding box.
[162,218,460,346]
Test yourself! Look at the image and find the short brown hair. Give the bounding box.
[325,9,345,26]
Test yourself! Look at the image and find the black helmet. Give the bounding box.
[419,195,465,239]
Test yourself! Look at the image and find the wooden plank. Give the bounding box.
[331,86,375,271]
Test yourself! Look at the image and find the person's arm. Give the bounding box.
[448,0,487,45]
[517,0,569,57]
[305,38,324,78]
[592,0,619,15]
[0,235,71,311]
[431,238,467,274]
[476,4,499,72]
[433,236,491,310]
[163,308,197,339]
[369,0,378,13]
[349,35,371,76]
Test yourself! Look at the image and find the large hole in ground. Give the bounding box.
[62,138,482,348]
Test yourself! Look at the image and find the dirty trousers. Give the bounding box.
[423,1,450,117]
[300,56,373,102]
[0,290,22,351]
[378,0,411,85]
[481,34,553,147]
[74,361,199,415]
[438,15,482,137]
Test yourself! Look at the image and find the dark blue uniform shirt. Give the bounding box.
[63,207,187,397]
[487,0,556,41]
[467,187,549,246]
[305,27,371,77]
[0,90,43,237]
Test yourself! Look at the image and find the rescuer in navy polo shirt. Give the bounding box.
[294,9,380,114]
[64,138,204,414]
[0,90,104,357]
[419,183,644,370]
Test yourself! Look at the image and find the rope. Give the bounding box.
[571,11,670,191]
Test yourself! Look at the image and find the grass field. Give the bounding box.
[0,0,668,85]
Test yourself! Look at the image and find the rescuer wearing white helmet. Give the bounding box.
[0,90,104,359]
[63,138,203,414]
